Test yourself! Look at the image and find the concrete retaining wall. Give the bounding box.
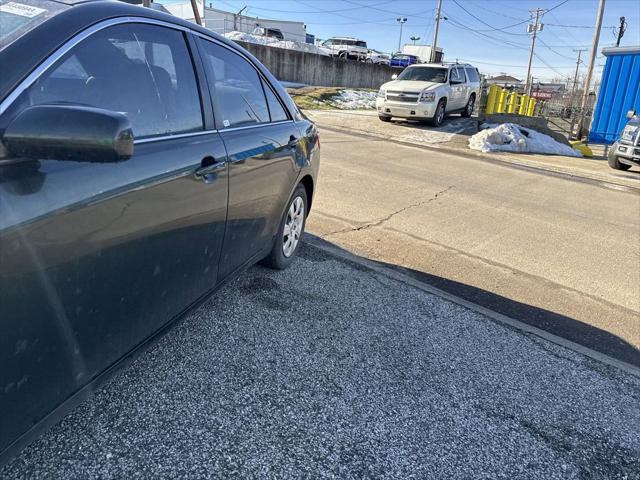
[235,41,397,89]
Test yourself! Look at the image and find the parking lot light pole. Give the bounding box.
[397,17,407,53]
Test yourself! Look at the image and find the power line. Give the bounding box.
[538,38,577,60]
[341,0,436,20]
[451,0,529,34]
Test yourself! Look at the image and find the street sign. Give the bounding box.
[531,91,553,99]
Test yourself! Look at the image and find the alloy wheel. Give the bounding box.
[283,196,305,257]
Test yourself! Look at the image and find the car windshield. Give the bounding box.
[0,0,67,50]
[355,41,366,47]
[397,66,447,82]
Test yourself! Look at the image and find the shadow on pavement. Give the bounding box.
[302,235,640,369]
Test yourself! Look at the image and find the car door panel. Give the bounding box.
[217,123,299,278]
[0,133,229,455]
[0,23,229,455]
[195,37,299,279]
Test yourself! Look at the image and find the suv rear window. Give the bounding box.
[0,0,67,50]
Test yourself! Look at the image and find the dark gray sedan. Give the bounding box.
[0,0,319,464]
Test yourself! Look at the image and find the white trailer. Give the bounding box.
[401,44,443,63]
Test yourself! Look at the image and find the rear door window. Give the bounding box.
[465,67,479,83]
[198,39,270,128]
[12,23,203,138]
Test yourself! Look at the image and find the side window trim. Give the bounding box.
[186,32,215,130]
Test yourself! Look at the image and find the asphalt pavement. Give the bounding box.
[2,243,639,479]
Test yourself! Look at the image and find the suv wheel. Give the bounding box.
[430,99,446,127]
[379,115,391,122]
[608,143,631,171]
[338,51,347,59]
[462,94,475,118]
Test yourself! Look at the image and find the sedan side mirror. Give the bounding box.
[391,74,398,80]
[2,105,134,163]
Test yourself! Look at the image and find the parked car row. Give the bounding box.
[376,62,481,126]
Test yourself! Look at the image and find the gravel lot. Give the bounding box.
[2,243,639,479]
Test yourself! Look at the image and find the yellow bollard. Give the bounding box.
[527,97,536,116]
[518,94,528,115]
[486,85,498,114]
[507,92,517,113]
[497,88,507,113]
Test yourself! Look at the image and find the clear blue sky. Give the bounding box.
[161,0,640,81]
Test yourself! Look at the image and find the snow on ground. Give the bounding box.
[329,90,377,110]
[224,31,330,56]
[469,123,581,157]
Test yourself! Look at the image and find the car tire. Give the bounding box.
[379,115,392,122]
[608,144,631,171]
[338,51,347,59]
[261,184,308,270]
[430,99,446,127]
[461,94,475,117]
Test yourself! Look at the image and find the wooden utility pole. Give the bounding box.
[190,0,202,26]
[576,0,605,140]
[524,8,544,98]
[430,0,443,63]
[570,49,586,100]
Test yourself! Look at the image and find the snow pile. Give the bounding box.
[469,123,581,157]
[330,90,377,110]
[224,31,330,56]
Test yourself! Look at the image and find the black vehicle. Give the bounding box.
[0,0,319,464]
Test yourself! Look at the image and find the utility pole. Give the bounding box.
[615,16,626,46]
[190,0,202,26]
[524,8,544,98]
[570,49,586,105]
[576,0,605,139]
[233,5,247,31]
[430,0,443,63]
[396,17,407,53]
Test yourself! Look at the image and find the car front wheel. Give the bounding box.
[261,184,307,269]
[379,115,392,122]
[430,99,446,127]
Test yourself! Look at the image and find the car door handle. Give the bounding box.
[194,157,226,181]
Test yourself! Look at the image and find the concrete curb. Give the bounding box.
[303,237,640,379]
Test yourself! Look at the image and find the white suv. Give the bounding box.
[321,37,368,60]
[376,63,481,126]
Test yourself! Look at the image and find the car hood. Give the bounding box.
[382,80,441,92]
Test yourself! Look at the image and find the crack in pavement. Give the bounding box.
[323,185,454,238]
